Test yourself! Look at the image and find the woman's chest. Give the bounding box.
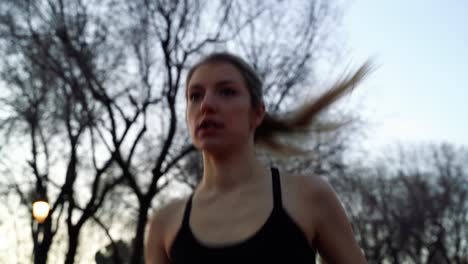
[189,191,273,246]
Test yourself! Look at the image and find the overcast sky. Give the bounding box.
[340,0,468,154]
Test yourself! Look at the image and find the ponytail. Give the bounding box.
[255,62,372,154]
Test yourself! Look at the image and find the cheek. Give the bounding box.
[186,109,197,134]
[229,104,253,130]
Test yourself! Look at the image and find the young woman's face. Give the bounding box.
[186,62,264,154]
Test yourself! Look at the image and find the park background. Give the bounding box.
[0,0,467,263]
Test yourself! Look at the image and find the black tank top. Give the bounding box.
[169,167,316,263]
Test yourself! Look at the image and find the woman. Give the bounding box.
[145,52,369,263]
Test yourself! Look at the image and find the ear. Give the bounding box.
[251,103,266,129]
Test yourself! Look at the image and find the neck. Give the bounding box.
[199,144,266,193]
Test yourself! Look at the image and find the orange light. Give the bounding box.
[32,200,50,223]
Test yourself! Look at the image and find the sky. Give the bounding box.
[339,0,468,154]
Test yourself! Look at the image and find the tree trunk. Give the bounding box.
[65,228,80,264]
[130,200,150,264]
[34,241,49,264]
[33,219,53,264]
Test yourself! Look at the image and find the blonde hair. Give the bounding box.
[186,52,371,154]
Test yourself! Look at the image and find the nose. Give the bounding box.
[200,91,217,114]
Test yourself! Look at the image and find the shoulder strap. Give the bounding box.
[271,167,283,208]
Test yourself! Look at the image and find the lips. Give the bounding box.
[197,119,224,132]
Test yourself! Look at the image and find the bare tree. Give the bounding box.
[0,0,345,263]
[0,1,126,263]
[334,143,468,263]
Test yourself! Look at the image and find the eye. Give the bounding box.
[189,91,203,102]
[220,87,236,97]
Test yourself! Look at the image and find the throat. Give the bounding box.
[190,181,274,248]
[199,160,267,193]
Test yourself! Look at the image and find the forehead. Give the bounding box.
[188,62,245,88]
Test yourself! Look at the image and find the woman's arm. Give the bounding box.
[312,177,367,263]
[145,213,170,264]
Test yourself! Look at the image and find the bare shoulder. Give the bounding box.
[281,172,344,226]
[146,196,190,261]
[150,197,188,227]
[281,171,335,202]
[278,171,337,242]
[282,172,366,263]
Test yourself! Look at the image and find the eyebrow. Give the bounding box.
[215,79,237,86]
[188,79,238,90]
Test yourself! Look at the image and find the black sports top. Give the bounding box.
[169,167,316,263]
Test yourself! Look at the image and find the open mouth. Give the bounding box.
[197,120,224,131]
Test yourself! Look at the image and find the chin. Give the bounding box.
[195,140,238,155]
[197,143,229,154]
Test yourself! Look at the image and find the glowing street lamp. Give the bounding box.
[32,199,50,224]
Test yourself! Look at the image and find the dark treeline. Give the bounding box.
[332,143,468,264]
